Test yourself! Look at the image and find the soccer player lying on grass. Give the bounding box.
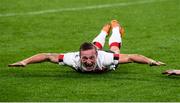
[8,20,165,73]
[162,70,180,76]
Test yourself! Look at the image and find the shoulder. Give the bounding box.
[62,51,80,67]
[97,50,119,68]
[64,51,80,58]
[97,50,114,57]
[97,50,114,63]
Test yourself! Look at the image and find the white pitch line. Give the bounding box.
[0,0,167,17]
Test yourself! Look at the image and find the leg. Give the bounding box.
[92,24,111,50]
[108,20,165,66]
[8,53,61,67]
[109,20,125,54]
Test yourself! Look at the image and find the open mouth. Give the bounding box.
[84,64,94,69]
[84,63,93,67]
[81,63,96,71]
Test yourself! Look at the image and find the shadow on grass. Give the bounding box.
[4,67,111,78]
[4,66,180,82]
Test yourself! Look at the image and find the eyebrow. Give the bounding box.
[81,55,96,58]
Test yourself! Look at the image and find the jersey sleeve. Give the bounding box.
[98,51,119,70]
[58,52,80,69]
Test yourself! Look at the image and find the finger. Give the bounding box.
[162,72,173,76]
[167,73,177,76]
[8,62,25,67]
[162,71,168,74]
[8,64,13,67]
[157,61,166,65]
[162,70,177,76]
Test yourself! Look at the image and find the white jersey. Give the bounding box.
[59,50,119,73]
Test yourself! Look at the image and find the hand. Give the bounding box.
[8,61,26,67]
[149,61,166,66]
[162,70,180,76]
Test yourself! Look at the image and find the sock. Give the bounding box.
[92,31,107,49]
[109,27,122,48]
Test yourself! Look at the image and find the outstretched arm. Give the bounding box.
[8,53,60,67]
[119,54,165,66]
[162,70,180,76]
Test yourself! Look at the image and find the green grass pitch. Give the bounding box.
[0,0,180,102]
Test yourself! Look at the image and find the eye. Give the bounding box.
[89,56,95,60]
[81,57,88,61]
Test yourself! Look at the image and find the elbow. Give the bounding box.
[128,54,140,62]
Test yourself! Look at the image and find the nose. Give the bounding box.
[86,59,92,64]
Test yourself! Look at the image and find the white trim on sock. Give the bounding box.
[109,27,122,46]
[92,31,107,47]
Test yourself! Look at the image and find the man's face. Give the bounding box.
[80,49,97,71]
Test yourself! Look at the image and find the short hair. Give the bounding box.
[79,42,97,52]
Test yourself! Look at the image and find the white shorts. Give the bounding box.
[58,50,119,72]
